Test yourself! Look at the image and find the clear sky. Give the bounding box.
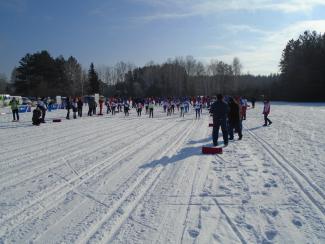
[1,0,325,78]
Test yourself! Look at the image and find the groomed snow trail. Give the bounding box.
[0,102,324,243]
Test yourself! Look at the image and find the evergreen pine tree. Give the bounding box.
[88,63,99,94]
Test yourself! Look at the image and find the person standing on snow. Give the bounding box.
[72,98,78,119]
[87,98,94,116]
[148,100,154,118]
[180,101,185,117]
[66,97,72,119]
[263,99,272,126]
[92,99,97,115]
[195,101,201,119]
[98,97,104,115]
[228,97,243,140]
[77,97,83,117]
[111,100,116,115]
[9,97,19,122]
[145,100,149,114]
[32,106,42,126]
[241,97,248,120]
[209,94,229,146]
[171,100,175,114]
[124,101,130,116]
[106,99,111,114]
[37,98,47,123]
[137,102,143,116]
[251,97,256,109]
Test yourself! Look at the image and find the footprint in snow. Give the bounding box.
[262,238,273,244]
[188,229,200,238]
[265,230,278,240]
[245,224,253,230]
[201,205,210,212]
[292,218,303,227]
[212,233,221,241]
[264,179,278,188]
[261,208,279,218]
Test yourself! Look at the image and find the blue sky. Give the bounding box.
[1,0,325,78]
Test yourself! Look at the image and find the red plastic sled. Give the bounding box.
[209,123,214,127]
[202,146,222,154]
[53,119,61,122]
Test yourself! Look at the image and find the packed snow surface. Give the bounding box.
[0,102,324,243]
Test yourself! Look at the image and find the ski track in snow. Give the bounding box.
[0,103,325,244]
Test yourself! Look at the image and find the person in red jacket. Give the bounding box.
[263,99,272,126]
[98,97,104,115]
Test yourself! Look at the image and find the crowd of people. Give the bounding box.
[7,95,272,147]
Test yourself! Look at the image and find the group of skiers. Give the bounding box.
[6,95,271,135]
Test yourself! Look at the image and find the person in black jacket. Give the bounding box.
[32,107,42,126]
[66,97,72,119]
[209,94,229,146]
[88,98,95,116]
[228,97,243,140]
[77,97,83,117]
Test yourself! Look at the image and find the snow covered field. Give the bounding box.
[0,102,324,244]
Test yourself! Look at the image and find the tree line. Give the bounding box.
[278,30,325,101]
[0,30,323,101]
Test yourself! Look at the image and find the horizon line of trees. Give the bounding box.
[0,30,324,101]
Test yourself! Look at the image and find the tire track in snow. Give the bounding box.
[245,126,325,216]
[79,120,197,244]
[0,120,177,238]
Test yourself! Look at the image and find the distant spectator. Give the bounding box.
[72,98,78,119]
[263,99,272,126]
[77,97,83,117]
[9,97,19,122]
[66,97,72,119]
